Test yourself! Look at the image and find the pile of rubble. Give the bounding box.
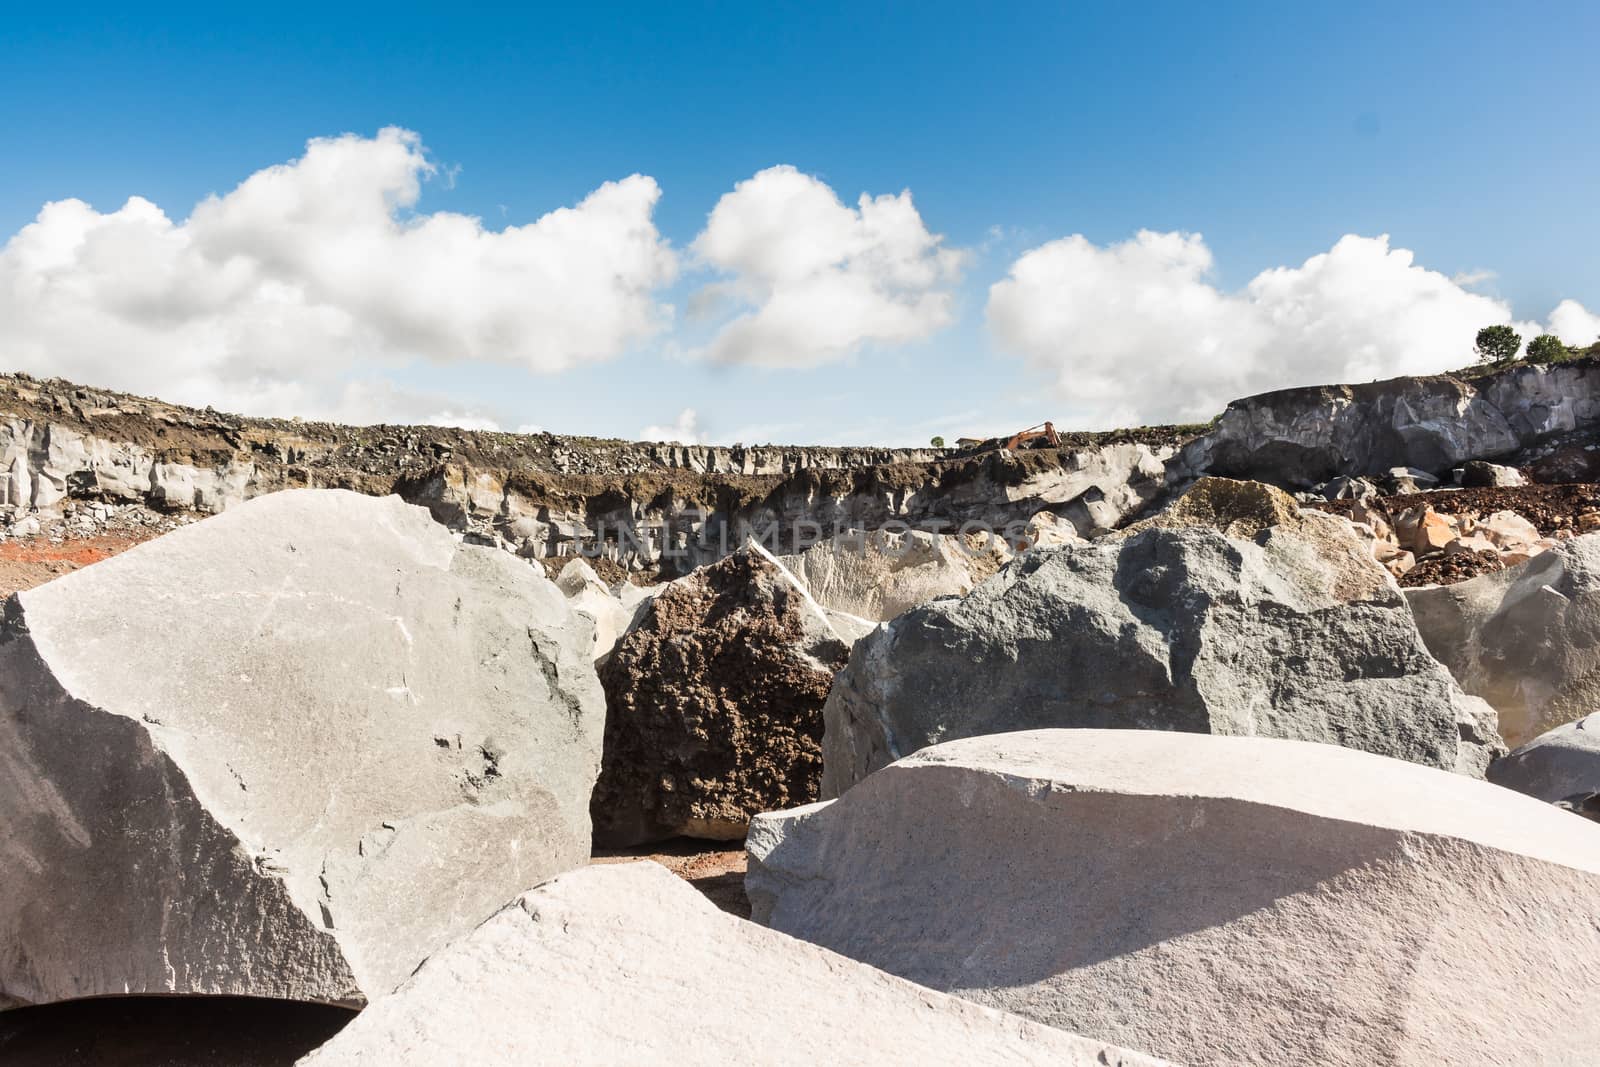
[1308,464,1600,586]
[0,498,191,544]
[1345,497,1566,584]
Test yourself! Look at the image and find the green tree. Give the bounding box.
[1474,324,1522,365]
[930,435,946,448]
[1526,334,1570,364]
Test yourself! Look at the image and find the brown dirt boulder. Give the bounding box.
[590,549,867,848]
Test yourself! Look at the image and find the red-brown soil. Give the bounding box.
[590,839,750,919]
[0,530,165,598]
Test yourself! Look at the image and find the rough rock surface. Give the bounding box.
[0,489,605,1009]
[1407,531,1600,747]
[0,372,1184,578]
[590,548,869,847]
[750,730,1600,1067]
[1179,356,1600,487]
[1121,475,1305,539]
[1488,712,1600,806]
[822,512,1501,795]
[776,528,999,622]
[299,862,1167,1067]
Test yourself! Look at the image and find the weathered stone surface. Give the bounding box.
[822,512,1501,796]
[0,489,605,1010]
[777,528,995,622]
[1488,712,1600,806]
[1408,531,1600,747]
[1,372,1179,578]
[299,862,1166,1067]
[591,548,869,847]
[1122,476,1303,539]
[751,730,1600,1067]
[1178,358,1600,487]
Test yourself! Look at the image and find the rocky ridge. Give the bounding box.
[0,372,1185,577]
[10,357,1600,582]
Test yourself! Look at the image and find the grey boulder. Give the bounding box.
[1488,712,1600,814]
[1460,459,1527,488]
[298,862,1167,1067]
[0,489,605,1010]
[750,729,1600,1067]
[822,513,1501,796]
[1407,531,1600,747]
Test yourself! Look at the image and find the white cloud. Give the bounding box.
[689,165,965,368]
[639,408,705,444]
[0,127,677,422]
[986,231,1593,425]
[1550,299,1600,346]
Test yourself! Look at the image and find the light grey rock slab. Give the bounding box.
[0,489,604,1010]
[751,729,1600,1067]
[298,862,1168,1067]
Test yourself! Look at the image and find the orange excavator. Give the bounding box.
[1003,421,1060,451]
[955,421,1061,455]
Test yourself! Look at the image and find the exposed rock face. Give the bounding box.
[0,490,605,1010]
[749,730,1600,1067]
[0,373,1181,578]
[590,548,869,847]
[822,513,1502,796]
[299,862,1167,1067]
[1488,713,1600,808]
[776,528,1002,622]
[1407,532,1600,747]
[1179,357,1600,487]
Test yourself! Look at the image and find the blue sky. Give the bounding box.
[3,3,1597,444]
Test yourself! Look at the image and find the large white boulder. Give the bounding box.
[749,730,1600,1067]
[822,513,1502,796]
[0,489,605,1010]
[1408,531,1600,747]
[298,862,1166,1066]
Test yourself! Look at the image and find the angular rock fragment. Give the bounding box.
[0,489,605,1010]
[776,527,995,622]
[1487,712,1600,808]
[590,548,869,847]
[1460,459,1527,488]
[822,501,1502,795]
[298,862,1167,1066]
[750,730,1600,1067]
[553,557,654,662]
[1408,531,1600,747]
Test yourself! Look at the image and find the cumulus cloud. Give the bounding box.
[689,165,965,367]
[639,407,705,444]
[0,127,677,422]
[1550,299,1600,346]
[986,231,1596,425]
